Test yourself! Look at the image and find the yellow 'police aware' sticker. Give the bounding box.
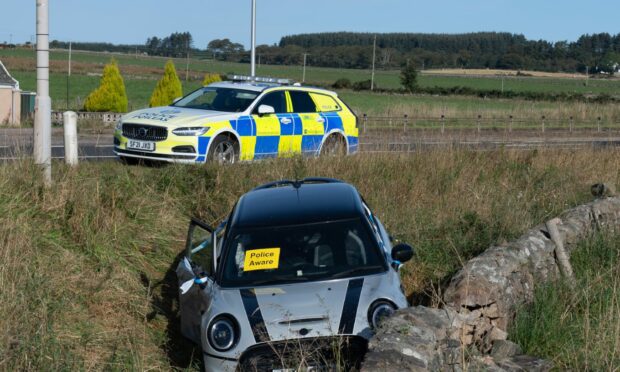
[243,248,280,271]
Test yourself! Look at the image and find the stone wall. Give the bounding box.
[362,194,620,371]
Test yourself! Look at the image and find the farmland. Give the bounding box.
[2,48,620,120]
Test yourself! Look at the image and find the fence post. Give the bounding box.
[569,116,573,133]
[363,113,367,134]
[477,114,481,133]
[509,115,513,133]
[63,111,78,166]
[441,115,445,134]
[403,114,408,132]
[598,116,601,133]
[541,115,545,133]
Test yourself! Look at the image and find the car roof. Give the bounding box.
[230,180,365,229]
[206,81,338,96]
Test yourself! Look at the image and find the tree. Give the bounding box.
[149,60,183,107]
[83,58,128,112]
[202,72,222,86]
[400,62,418,92]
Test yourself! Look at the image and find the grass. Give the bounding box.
[510,232,620,370]
[1,149,620,369]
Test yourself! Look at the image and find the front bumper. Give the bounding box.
[114,129,207,163]
[209,336,368,372]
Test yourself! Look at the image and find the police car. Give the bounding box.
[176,178,414,371]
[113,76,359,163]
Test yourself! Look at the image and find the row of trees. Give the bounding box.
[276,32,620,74]
[84,59,221,112]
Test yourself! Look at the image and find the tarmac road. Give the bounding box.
[1,127,619,162]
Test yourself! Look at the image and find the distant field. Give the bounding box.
[2,48,620,121]
[2,48,620,94]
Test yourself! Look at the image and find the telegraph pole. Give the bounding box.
[185,39,190,82]
[250,0,257,79]
[66,41,71,109]
[302,53,308,82]
[34,0,52,185]
[371,35,376,91]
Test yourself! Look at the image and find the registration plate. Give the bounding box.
[127,140,155,152]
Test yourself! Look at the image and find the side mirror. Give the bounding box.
[186,218,215,277]
[172,96,183,104]
[391,243,414,263]
[258,104,275,116]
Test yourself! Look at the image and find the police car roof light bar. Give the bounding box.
[228,74,295,86]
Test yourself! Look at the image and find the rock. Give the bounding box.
[490,340,521,359]
[495,355,553,371]
[488,327,508,341]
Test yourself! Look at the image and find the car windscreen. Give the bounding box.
[172,87,259,112]
[219,218,387,287]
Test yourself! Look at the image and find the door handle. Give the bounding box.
[316,117,325,123]
[280,118,292,124]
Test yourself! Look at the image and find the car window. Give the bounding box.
[219,218,386,287]
[173,87,258,112]
[309,93,341,112]
[289,90,317,113]
[253,91,287,114]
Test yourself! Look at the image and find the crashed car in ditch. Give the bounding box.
[176,178,414,371]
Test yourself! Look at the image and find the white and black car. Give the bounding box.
[176,178,414,371]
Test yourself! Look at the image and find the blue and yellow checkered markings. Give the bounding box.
[347,136,359,153]
[234,116,255,136]
[196,137,211,162]
[321,112,344,134]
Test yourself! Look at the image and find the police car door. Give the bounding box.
[251,91,292,158]
[176,218,215,343]
[289,90,324,155]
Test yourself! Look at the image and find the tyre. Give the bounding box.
[320,134,347,157]
[207,134,239,164]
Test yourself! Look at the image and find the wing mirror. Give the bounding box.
[391,243,414,263]
[172,96,183,104]
[258,104,275,116]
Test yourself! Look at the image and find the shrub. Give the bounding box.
[400,63,418,92]
[149,60,183,107]
[202,72,223,86]
[352,79,372,91]
[332,78,352,89]
[83,59,128,112]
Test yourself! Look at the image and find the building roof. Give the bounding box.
[0,60,19,88]
[230,181,364,229]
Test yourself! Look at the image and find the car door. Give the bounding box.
[176,218,215,343]
[288,90,324,155]
[251,90,292,159]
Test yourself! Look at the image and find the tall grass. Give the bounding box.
[511,232,620,370]
[1,149,619,369]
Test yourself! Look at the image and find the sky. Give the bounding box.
[1,0,619,48]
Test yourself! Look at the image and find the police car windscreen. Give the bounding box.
[173,87,259,112]
[220,218,386,287]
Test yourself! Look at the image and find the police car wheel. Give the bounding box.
[208,135,239,164]
[320,134,346,157]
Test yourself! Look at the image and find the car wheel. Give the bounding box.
[320,134,347,157]
[207,134,239,164]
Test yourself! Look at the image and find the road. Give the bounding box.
[2,127,620,161]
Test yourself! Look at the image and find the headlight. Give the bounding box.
[207,315,238,351]
[172,127,209,136]
[115,120,122,131]
[368,300,396,329]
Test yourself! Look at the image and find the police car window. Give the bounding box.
[289,91,317,113]
[219,218,386,287]
[254,91,287,114]
[173,87,258,112]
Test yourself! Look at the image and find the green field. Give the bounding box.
[2,48,620,122]
[3,48,620,94]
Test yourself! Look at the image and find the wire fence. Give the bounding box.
[358,114,620,151]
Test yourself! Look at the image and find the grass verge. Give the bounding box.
[0,149,619,369]
[510,232,620,369]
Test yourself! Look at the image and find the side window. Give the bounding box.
[289,90,317,113]
[253,91,287,114]
[309,93,341,112]
[186,219,214,275]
